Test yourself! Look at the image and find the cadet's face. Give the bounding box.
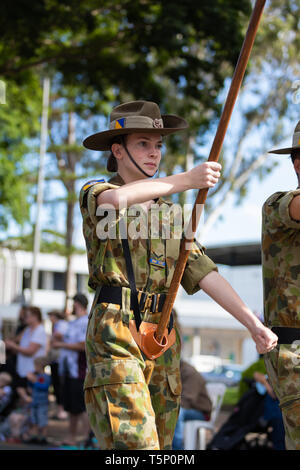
[120,133,163,178]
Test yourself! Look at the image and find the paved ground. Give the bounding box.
[0,401,232,451]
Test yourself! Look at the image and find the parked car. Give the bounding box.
[202,364,244,387]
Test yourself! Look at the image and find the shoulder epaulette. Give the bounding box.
[266,191,284,206]
[81,179,105,192]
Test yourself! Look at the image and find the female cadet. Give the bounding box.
[80,100,277,450]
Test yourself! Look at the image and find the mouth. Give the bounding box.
[144,163,157,169]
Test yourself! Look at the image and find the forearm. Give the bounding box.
[97,172,190,207]
[198,271,262,332]
[14,345,35,356]
[56,342,85,352]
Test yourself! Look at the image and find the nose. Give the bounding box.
[149,144,160,159]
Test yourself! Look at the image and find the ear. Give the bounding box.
[111,143,123,161]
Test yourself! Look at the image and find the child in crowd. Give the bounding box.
[23,356,51,445]
[0,372,13,414]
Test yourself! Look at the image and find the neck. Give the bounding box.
[76,309,86,318]
[117,167,147,184]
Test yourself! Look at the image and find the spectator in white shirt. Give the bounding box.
[5,306,47,400]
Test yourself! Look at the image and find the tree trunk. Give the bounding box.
[64,111,76,314]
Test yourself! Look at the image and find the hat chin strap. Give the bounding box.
[121,136,157,178]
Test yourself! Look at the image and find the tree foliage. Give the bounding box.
[0,0,252,239]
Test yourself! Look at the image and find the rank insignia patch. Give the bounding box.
[149,257,166,268]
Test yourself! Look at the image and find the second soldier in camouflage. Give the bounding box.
[262,121,300,450]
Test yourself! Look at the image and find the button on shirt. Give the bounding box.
[59,315,88,380]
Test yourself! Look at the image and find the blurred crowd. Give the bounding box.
[0,294,91,447]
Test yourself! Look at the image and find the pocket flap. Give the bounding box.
[84,359,144,388]
[167,372,182,396]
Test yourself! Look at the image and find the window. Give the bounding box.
[53,272,66,291]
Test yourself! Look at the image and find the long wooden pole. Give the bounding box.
[155,0,266,342]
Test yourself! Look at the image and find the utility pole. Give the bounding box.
[30,77,50,306]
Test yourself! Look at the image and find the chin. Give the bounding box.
[144,166,157,176]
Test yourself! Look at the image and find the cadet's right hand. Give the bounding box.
[187,162,222,190]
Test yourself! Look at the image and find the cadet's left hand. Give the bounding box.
[251,325,278,354]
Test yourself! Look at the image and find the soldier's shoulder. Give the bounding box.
[80,178,106,194]
[263,191,287,208]
[79,178,106,209]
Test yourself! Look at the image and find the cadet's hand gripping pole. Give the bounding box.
[154,0,267,345]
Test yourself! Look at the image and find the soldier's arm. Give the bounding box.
[198,271,278,354]
[97,162,221,208]
[289,194,300,221]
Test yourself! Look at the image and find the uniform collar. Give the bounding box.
[108,173,126,186]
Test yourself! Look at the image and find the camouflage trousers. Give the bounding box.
[265,344,300,450]
[84,290,182,450]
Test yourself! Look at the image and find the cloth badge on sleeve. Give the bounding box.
[82,179,105,192]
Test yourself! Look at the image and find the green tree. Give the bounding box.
[0,73,42,230]
[198,0,300,241]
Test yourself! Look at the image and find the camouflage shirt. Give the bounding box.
[262,189,300,327]
[79,173,217,295]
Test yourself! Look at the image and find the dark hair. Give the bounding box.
[26,306,42,323]
[107,135,127,172]
[73,293,88,309]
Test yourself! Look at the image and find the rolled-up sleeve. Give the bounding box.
[79,180,119,226]
[181,240,218,295]
[278,189,300,229]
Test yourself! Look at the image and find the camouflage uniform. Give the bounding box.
[262,189,300,450]
[79,173,217,450]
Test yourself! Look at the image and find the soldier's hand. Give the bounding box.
[187,162,222,190]
[251,325,278,354]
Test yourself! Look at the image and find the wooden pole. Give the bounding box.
[155,0,266,342]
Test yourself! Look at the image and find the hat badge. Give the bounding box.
[153,118,163,129]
